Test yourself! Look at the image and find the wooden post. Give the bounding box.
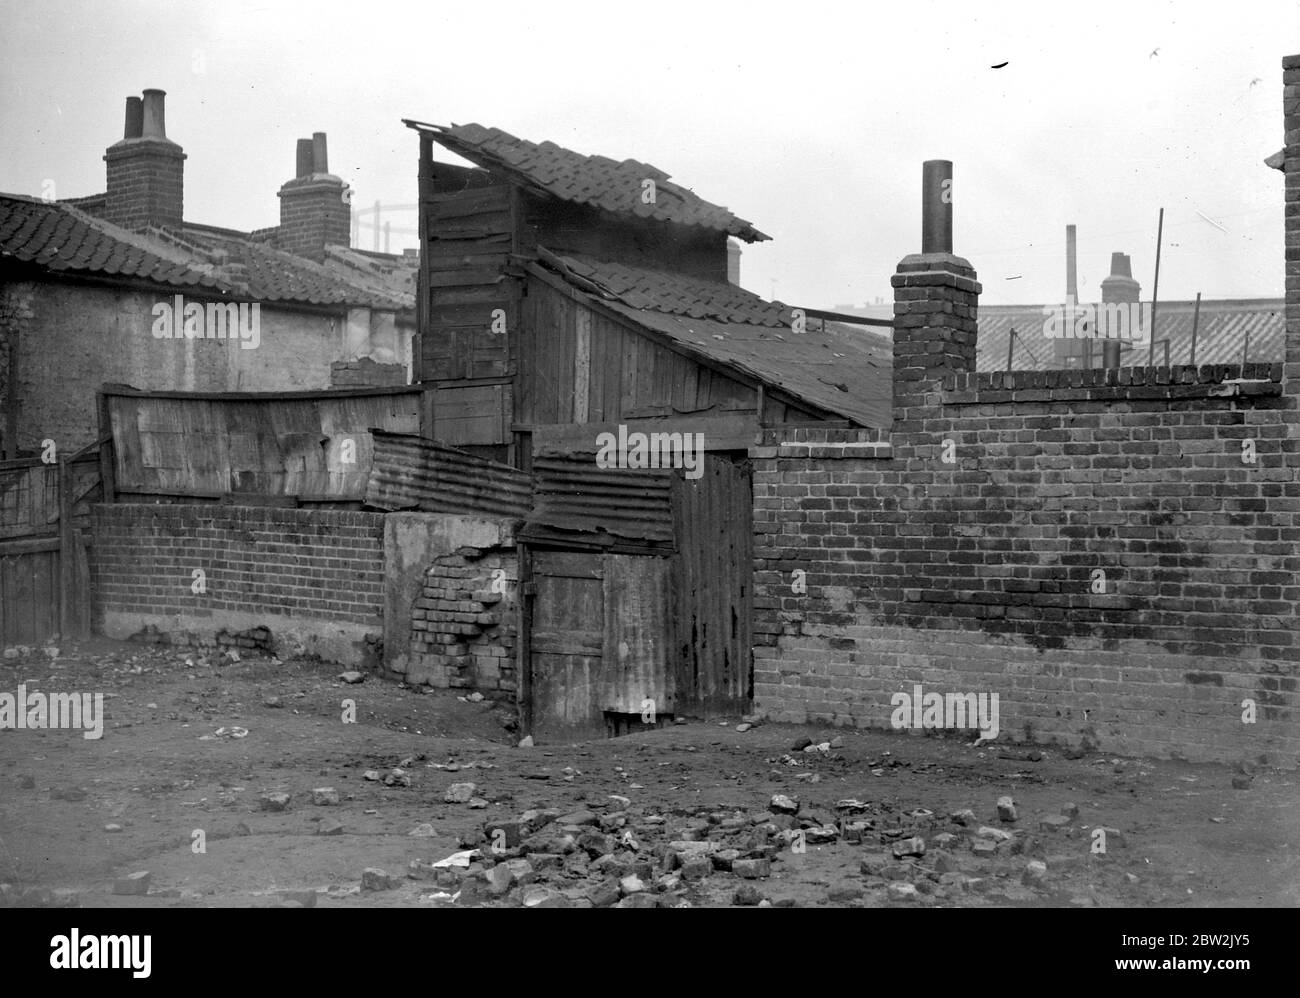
[1189,292,1201,367]
[58,456,73,638]
[516,542,534,738]
[96,389,116,504]
[1148,208,1164,366]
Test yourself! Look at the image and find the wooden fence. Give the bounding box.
[0,448,99,646]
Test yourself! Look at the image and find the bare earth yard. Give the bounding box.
[1,638,1296,908]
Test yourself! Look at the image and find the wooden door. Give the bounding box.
[671,454,754,715]
[528,549,606,742]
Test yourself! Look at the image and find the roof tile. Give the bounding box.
[419,122,769,242]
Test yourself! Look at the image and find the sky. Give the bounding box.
[1,0,1296,308]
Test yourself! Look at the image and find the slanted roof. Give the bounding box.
[0,194,223,291]
[0,194,414,313]
[404,119,769,243]
[536,250,892,429]
[177,224,414,311]
[979,299,1285,371]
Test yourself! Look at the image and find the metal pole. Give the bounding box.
[1189,292,1201,367]
[1242,329,1251,370]
[1148,208,1164,367]
[1007,327,1016,371]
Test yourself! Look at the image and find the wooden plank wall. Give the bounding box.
[519,278,761,427]
[0,453,98,645]
[528,549,607,742]
[0,540,58,647]
[423,183,517,382]
[0,459,59,539]
[602,554,674,714]
[107,390,420,500]
[671,454,754,714]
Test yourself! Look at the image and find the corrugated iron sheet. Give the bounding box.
[979,299,1285,371]
[365,430,531,518]
[526,454,673,545]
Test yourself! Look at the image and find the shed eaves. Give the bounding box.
[538,251,893,430]
[407,120,770,243]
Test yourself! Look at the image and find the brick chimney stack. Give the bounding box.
[103,89,186,230]
[277,132,352,262]
[892,160,981,415]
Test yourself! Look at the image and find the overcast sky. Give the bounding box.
[1,0,1294,308]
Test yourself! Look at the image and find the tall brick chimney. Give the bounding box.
[103,89,186,230]
[1099,251,1140,368]
[1053,224,1085,369]
[892,160,981,415]
[277,132,352,262]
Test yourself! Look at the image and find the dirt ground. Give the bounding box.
[0,637,1296,908]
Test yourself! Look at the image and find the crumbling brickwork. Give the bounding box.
[407,545,518,693]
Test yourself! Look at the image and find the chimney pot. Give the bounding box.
[296,138,314,178]
[141,89,167,139]
[312,132,329,175]
[921,160,953,254]
[1065,225,1078,298]
[124,96,143,139]
[1109,252,1133,280]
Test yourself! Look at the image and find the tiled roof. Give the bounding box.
[0,194,413,312]
[0,194,222,290]
[538,251,892,429]
[978,300,1285,371]
[409,121,769,243]
[177,225,413,311]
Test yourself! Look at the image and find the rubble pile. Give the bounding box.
[392,787,1112,908]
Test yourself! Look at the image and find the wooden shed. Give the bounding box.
[403,118,892,738]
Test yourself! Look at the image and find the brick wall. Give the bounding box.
[406,544,518,694]
[750,61,1300,765]
[91,504,385,665]
[0,282,34,455]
